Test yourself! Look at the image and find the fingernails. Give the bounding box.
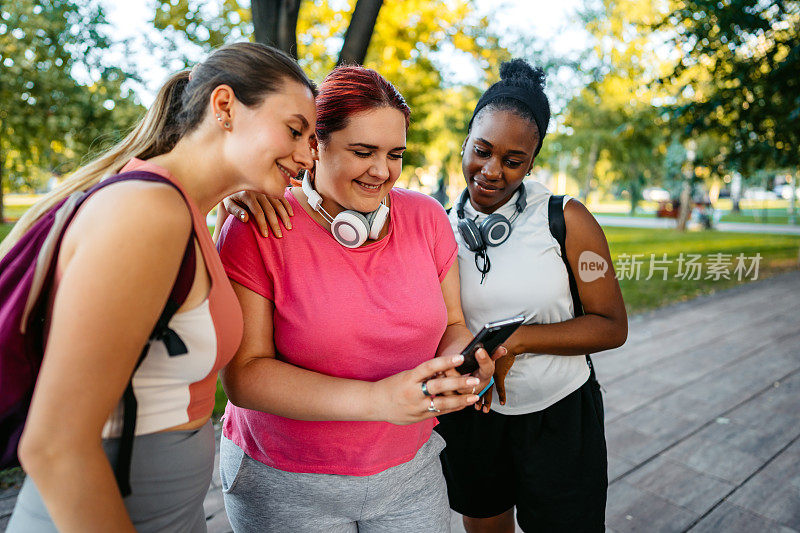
[452,354,464,364]
[466,377,480,386]
[286,221,292,229]
[467,395,479,403]
[263,231,270,238]
[276,230,282,238]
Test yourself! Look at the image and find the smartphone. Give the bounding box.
[456,314,526,374]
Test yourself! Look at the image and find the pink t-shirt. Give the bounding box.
[217,188,458,476]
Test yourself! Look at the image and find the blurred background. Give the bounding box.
[2,4,800,530]
[1,0,799,313]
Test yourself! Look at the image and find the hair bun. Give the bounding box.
[499,59,546,89]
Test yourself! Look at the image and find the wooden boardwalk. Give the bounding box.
[2,271,799,532]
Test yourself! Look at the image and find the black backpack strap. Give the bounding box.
[115,238,195,496]
[547,195,598,380]
[80,170,197,497]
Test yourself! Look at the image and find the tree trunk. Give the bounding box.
[251,0,301,58]
[730,171,742,213]
[676,181,692,231]
[337,0,383,66]
[581,141,598,203]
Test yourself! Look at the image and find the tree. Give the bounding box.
[251,0,302,57]
[0,0,143,222]
[337,0,383,65]
[151,0,509,186]
[660,0,800,172]
[554,0,671,213]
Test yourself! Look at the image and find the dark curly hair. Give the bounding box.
[469,59,551,155]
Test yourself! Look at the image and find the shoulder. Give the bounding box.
[218,215,266,256]
[69,180,191,252]
[391,188,448,219]
[563,197,604,243]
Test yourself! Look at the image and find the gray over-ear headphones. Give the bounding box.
[455,185,527,252]
[302,171,389,248]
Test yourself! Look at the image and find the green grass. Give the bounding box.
[0,223,12,242]
[605,227,800,313]
[3,219,798,418]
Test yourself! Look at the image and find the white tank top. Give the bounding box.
[449,179,589,414]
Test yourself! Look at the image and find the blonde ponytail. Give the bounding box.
[0,42,315,259]
[0,71,190,258]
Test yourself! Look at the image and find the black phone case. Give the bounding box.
[456,315,525,374]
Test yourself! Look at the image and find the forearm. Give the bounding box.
[222,357,380,422]
[436,322,473,358]
[508,314,627,356]
[211,203,224,242]
[21,443,135,533]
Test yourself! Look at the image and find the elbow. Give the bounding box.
[18,428,63,476]
[609,318,628,349]
[219,364,257,410]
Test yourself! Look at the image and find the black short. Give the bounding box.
[435,375,607,533]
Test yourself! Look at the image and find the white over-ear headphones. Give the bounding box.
[301,171,389,248]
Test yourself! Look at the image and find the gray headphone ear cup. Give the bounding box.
[458,219,484,251]
[480,213,512,247]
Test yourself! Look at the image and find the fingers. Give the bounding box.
[280,196,294,217]
[411,354,464,382]
[425,393,479,417]
[477,385,494,413]
[490,345,508,361]
[474,348,496,381]
[223,197,249,223]
[252,195,279,238]
[235,194,266,237]
[496,379,507,405]
[424,375,480,396]
[268,197,293,231]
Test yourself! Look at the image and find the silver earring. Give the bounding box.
[224,122,231,129]
[216,113,222,121]
[460,149,464,156]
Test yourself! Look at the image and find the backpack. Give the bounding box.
[0,170,196,496]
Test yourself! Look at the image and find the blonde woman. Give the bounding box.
[5,43,317,532]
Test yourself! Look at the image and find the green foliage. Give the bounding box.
[552,0,672,210]
[660,0,800,171]
[0,0,144,192]
[150,0,509,184]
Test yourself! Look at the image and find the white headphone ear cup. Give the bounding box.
[368,203,389,240]
[331,211,370,248]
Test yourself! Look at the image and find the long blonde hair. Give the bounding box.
[0,42,315,258]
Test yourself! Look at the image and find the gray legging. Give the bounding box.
[7,421,214,533]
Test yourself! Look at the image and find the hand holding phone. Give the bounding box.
[456,314,526,374]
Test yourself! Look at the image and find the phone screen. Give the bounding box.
[456,314,526,374]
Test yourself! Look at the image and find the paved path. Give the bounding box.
[594,215,800,235]
[2,271,799,532]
